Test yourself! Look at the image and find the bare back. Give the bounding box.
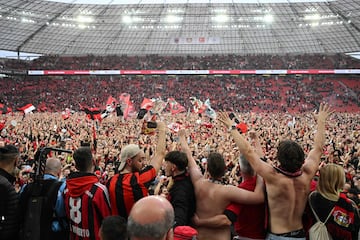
[265,169,311,234]
[193,179,232,240]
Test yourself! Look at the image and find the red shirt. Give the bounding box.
[226,175,266,239]
[64,173,111,240]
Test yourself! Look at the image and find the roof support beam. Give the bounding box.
[326,2,360,48]
[16,1,77,54]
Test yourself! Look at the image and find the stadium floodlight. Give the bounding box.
[78,24,86,29]
[212,9,227,13]
[263,15,273,23]
[167,9,184,13]
[311,22,319,27]
[132,16,143,22]
[304,14,321,20]
[122,15,132,24]
[76,15,94,23]
[212,14,229,23]
[165,15,182,23]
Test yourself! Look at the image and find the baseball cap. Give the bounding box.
[174,226,197,240]
[118,144,142,171]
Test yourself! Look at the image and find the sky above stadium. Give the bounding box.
[47,0,334,4]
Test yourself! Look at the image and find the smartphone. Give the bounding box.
[229,113,240,124]
[229,112,236,120]
[147,121,157,129]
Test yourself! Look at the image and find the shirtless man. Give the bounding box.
[218,103,332,239]
[178,129,264,240]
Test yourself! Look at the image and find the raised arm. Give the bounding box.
[303,103,333,176]
[218,112,269,177]
[224,174,264,204]
[249,131,264,158]
[178,129,203,183]
[150,121,167,172]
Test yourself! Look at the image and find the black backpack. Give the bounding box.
[19,147,72,240]
[20,179,68,240]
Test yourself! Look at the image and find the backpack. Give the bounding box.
[308,192,334,240]
[20,179,68,240]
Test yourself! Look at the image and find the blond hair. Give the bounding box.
[317,164,345,201]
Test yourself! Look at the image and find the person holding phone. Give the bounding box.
[107,121,167,219]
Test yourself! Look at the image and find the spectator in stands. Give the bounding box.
[107,122,166,219]
[163,150,196,228]
[99,216,127,240]
[305,164,360,239]
[179,129,264,240]
[64,147,111,240]
[127,195,175,240]
[218,103,332,239]
[0,144,20,240]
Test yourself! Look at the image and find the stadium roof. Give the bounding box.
[0,0,359,56]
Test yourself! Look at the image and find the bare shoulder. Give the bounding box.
[217,184,244,199]
[266,173,309,198]
[301,156,319,180]
[257,164,280,184]
[193,178,213,193]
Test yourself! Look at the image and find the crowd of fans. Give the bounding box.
[0,54,359,114]
[0,74,359,114]
[0,110,358,193]
[2,53,360,70]
[0,107,359,239]
[0,53,359,240]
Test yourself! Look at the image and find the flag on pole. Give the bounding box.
[18,104,36,114]
[167,98,186,115]
[189,97,206,114]
[204,99,217,119]
[106,95,117,113]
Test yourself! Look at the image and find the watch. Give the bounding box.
[228,124,237,132]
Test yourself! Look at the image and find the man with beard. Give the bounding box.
[107,122,166,219]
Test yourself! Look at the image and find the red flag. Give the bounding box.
[106,96,117,112]
[127,101,136,119]
[80,104,103,121]
[18,104,35,114]
[106,96,117,106]
[119,93,131,120]
[0,120,5,130]
[167,98,186,115]
[140,98,154,111]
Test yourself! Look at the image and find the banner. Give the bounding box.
[170,37,221,45]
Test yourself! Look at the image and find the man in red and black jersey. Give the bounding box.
[64,147,111,240]
[107,121,166,219]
